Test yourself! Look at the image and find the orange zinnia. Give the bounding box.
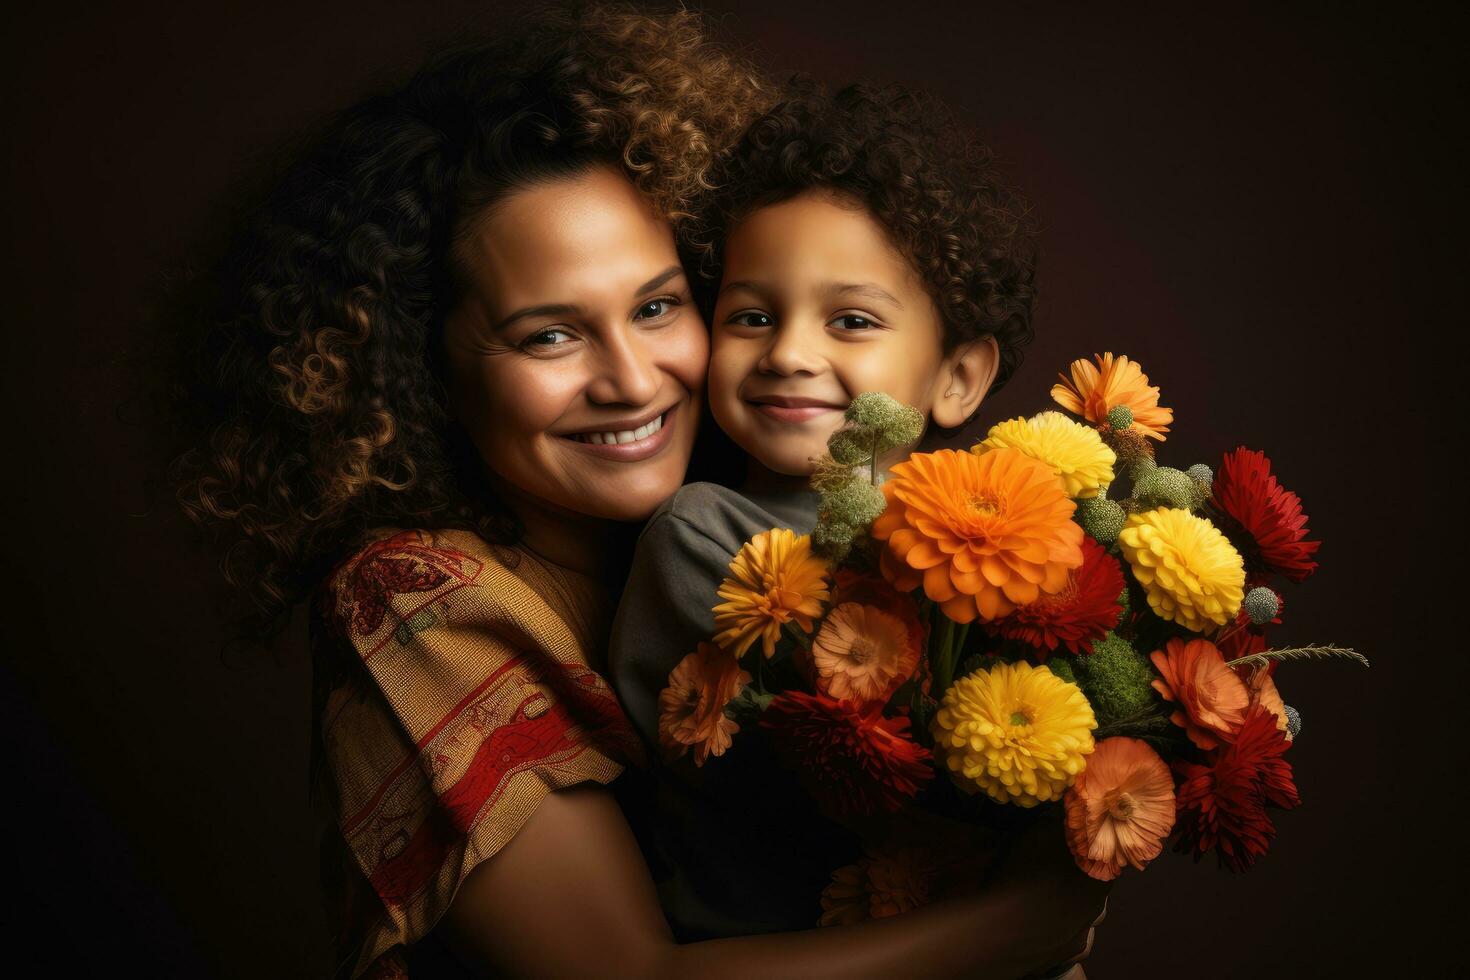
[1150,637,1248,750]
[713,529,831,658]
[871,447,1085,623]
[658,642,751,766]
[1064,737,1176,881]
[1051,352,1173,441]
[811,602,921,703]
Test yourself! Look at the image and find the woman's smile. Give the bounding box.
[561,402,679,460]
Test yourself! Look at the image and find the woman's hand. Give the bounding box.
[438,784,1110,980]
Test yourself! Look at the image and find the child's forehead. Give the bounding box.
[720,189,921,290]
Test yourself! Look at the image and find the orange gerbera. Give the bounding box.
[1149,637,1248,750]
[1051,352,1173,441]
[812,602,921,703]
[1064,737,1176,881]
[713,529,830,658]
[872,447,1084,623]
[658,642,751,766]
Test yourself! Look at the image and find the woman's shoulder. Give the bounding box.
[322,525,607,653]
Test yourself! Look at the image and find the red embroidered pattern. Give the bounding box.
[331,530,482,637]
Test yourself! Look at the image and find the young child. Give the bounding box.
[609,81,1040,941]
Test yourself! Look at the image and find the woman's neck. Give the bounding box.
[491,479,631,588]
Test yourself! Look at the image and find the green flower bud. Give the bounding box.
[1073,632,1158,727]
[1186,463,1214,487]
[1074,496,1127,545]
[1105,404,1134,430]
[1284,704,1302,739]
[1125,453,1157,483]
[1132,466,1198,510]
[1242,587,1280,625]
[811,520,856,562]
[821,477,887,528]
[843,392,925,453]
[827,428,871,466]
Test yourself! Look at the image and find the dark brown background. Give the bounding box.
[3,1,1459,977]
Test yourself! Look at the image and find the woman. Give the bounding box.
[168,6,1105,978]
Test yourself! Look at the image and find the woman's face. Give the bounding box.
[443,164,707,523]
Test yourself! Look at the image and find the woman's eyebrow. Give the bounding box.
[634,265,686,296]
[493,303,581,333]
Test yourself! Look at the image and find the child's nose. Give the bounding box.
[756,323,824,377]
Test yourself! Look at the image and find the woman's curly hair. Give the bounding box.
[705,80,1039,392]
[163,4,769,646]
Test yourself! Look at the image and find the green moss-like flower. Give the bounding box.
[1242,586,1280,625]
[1132,466,1198,510]
[1106,404,1134,430]
[1284,704,1302,739]
[821,477,887,528]
[1073,632,1158,726]
[843,392,925,453]
[1074,496,1127,545]
[827,429,871,466]
[811,520,857,562]
[1186,463,1214,488]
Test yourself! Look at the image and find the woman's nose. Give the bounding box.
[586,327,662,406]
[757,321,823,377]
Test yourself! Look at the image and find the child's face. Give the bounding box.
[708,190,949,478]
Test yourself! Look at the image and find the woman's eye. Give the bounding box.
[524,328,574,348]
[634,297,680,320]
[831,314,876,330]
[729,311,774,328]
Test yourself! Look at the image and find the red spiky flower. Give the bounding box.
[987,536,1125,657]
[1212,447,1321,583]
[1172,705,1301,872]
[760,691,933,816]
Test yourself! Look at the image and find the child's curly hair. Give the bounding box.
[706,80,1039,392]
[163,4,770,645]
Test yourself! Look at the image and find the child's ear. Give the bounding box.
[930,335,1001,429]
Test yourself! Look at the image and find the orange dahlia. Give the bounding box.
[658,642,751,766]
[812,603,921,703]
[1051,352,1173,441]
[712,529,830,658]
[1064,737,1176,881]
[872,447,1085,623]
[1149,637,1248,750]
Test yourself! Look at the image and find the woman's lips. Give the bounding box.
[561,406,677,462]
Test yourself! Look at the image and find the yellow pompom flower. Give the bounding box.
[1117,508,1245,632]
[975,411,1117,498]
[713,529,831,658]
[930,660,1097,807]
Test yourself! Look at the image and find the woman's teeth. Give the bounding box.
[573,413,664,445]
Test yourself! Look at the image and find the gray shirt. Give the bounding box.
[609,482,860,940]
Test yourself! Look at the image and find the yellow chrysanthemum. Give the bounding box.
[1117,508,1245,632]
[975,411,1117,498]
[930,660,1097,807]
[713,528,831,658]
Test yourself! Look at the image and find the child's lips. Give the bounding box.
[746,397,844,424]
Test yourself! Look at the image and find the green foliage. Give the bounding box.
[1073,632,1159,726]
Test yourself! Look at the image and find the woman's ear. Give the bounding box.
[930,335,1001,429]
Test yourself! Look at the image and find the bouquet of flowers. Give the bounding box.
[656,352,1365,918]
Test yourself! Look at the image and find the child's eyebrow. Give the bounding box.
[826,282,904,309]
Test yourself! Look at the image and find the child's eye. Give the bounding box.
[634,297,681,321]
[831,314,877,330]
[728,311,774,328]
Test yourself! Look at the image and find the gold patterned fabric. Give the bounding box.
[309,527,644,979]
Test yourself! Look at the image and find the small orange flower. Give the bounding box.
[1064,737,1176,881]
[811,602,921,703]
[658,642,751,766]
[819,846,935,926]
[1051,352,1173,441]
[1242,666,1292,741]
[712,528,831,658]
[871,447,1084,623]
[1149,637,1248,750]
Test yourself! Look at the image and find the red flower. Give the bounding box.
[1212,448,1321,583]
[759,691,933,816]
[1172,705,1301,872]
[987,536,1124,657]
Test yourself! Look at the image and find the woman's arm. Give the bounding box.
[439,784,1107,980]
